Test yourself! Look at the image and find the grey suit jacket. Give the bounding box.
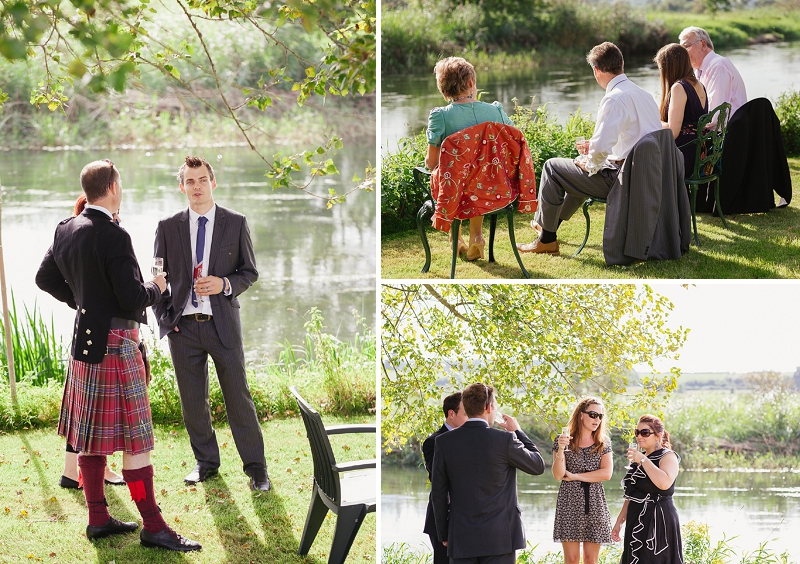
[603,128,690,266]
[431,420,545,559]
[152,204,258,348]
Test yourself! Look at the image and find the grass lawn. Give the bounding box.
[381,157,800,279]
[0,417,375,563]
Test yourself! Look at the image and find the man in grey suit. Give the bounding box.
[153,156,270,491]
[432,383,545,564]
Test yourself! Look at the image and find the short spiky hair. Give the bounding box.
[177,155,215,185]
[586,42,624,75]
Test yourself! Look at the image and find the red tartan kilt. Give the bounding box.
[58,328,154,455]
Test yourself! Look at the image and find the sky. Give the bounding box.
[638,283,800,374]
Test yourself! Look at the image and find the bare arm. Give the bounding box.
[665,82,688,140]
[425,145,440,170]
[564,451,613,482]
[636,450,679,490]
[611,499,629,542]
[551,433,569,480]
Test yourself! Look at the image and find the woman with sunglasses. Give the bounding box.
[612,415,682,564]
[552,397,613,564]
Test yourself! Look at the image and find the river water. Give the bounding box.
[382,41,800,156]
[382,464,800,559]
[0,145,376,362]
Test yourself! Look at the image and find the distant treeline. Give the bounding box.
[383,0,800,75]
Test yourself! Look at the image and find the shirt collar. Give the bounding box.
[467,417,489,425]
[606,73,628,93]
[444,421,454,431]
[699,50,718,73]
[85,204,113,219]
[189,203,216,225]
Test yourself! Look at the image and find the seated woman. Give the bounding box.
[425,56,514,261]
[655,43,710,209]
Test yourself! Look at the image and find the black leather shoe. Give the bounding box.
[140,526,202,551]
[184,463,218,485]
[244,465,271,491]
[60,475,81,489]
[86,517,139,540]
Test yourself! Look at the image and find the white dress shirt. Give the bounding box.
[85,204,113,219]
[585,74,663,176]
[697,50,747,118]
[182,205,216,316]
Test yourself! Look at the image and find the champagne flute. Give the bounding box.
[561,426,570,452]
[152,257,164,277]
[626,433,640,469]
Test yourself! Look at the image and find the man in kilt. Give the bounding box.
[36,159,201,552]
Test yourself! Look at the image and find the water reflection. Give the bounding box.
[1,146,376,361]
[382,41,800,156]
[382,465,800,558]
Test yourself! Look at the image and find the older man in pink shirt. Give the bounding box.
[679,26,747,117]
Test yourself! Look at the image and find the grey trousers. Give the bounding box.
[451,553,516,564]
[534,157,622,232]
[168,316,266,471]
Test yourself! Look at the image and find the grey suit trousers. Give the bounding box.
[168,316,266,471]
[534,157,622,232]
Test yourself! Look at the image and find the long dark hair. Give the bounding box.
[566,397,609,456]
[654,43,697,122]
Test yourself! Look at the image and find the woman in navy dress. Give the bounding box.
[612,414,683,564]
[655,43,710,210]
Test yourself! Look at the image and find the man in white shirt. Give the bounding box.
[518,42,662,255]
[679,26,747,117]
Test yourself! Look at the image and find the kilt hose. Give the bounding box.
[58,328,154,455]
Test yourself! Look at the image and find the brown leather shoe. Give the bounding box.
[517,239,560,255]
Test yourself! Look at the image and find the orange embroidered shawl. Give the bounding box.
[430,122,538,232]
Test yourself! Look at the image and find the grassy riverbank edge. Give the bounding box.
[382,5,800,75]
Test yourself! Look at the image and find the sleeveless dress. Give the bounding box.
[669,80,710,211]
[552,440,613,544]
[620,448,683,564]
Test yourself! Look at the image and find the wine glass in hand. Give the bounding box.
[152,257,164,277]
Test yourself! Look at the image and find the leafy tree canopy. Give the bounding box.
[381,284,689,449]
[0,0,375,203]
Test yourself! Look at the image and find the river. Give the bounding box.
[382,464,800,560]
[381,41,800,156]
[0,145,375,362]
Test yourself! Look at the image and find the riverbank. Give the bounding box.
[0,420,376,563]
[382,389,800,471]
[383,2,800,74]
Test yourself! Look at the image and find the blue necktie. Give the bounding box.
[192,216,208,307]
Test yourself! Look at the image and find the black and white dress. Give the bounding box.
[552,440,613,543]
[620,448,683,564]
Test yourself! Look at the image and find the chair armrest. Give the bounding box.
[326,424,377,435]
[333,459,377,472]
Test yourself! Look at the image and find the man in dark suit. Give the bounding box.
[422,392,468,564]
[36,159,200,551]
[153,156,269,491]
[432,383,545,564]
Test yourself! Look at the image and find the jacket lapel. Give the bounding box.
[178,208,192,277]
[209,205,225,273]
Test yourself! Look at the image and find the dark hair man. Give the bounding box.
[36,159,200,551]
[152,156,269,492]
[432,383,545,563]
[517,42,662,256]
[422,392,469,564]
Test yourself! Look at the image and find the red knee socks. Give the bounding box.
[122,465,167,533]
[77,454,110,526]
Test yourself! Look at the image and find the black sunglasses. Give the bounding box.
[582,410,604,420]
[635,428,655,437]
